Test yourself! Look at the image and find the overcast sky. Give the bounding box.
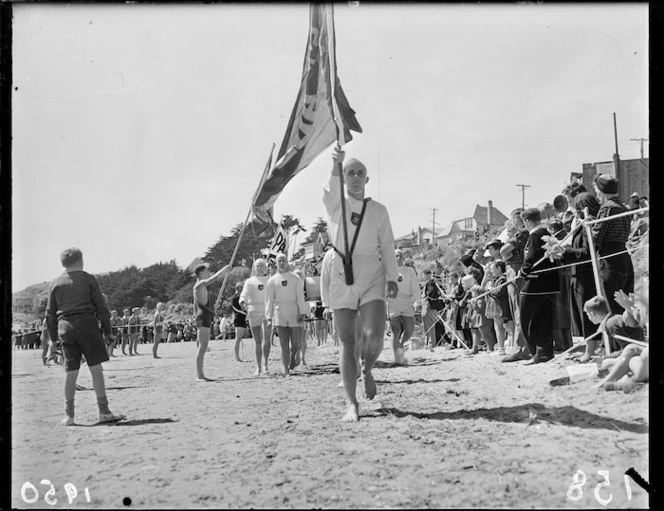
[11,3,648,291]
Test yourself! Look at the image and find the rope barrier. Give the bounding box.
[612,334,648,348]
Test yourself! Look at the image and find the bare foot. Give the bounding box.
[363,371,377,400]
[341,403,360,422]
[622,382,646,394]
[196,376,214,382]
[253,368,261,377]
[337,380,344,388]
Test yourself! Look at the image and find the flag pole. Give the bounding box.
[214,144,275,310]
[334,147,353,285]
[326,3,353,285]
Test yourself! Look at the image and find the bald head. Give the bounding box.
[343,158,367,177]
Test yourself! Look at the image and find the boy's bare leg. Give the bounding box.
[596,345,644,389]
[63,369,79,423]
[250,324,263,375]
[233,328,244,362]
[335,309,361,422]
[289,327,301,369]
[152,336,161,358]
[297,327,307,366]
[390,316,403,361]
[630,347,649,381]
[108,338,118,357]
[358,300,385,400]
[400,316,415,349]
[277,327,291,375]
[261,320,271,372]
[196,328,213,381]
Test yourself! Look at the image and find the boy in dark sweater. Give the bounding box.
[46,247,125,426]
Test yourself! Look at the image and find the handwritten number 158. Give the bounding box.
[567,470,633,505]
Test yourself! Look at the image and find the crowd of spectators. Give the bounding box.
[416,173,648,389]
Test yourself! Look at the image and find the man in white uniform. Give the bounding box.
[240,258,271,376]
[321,147,399,422]
[265,253,308,376]
[388,249,420,364]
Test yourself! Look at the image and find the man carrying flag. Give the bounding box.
[321,148,399,422]
[245,3,395,421]
[248,3,362,237]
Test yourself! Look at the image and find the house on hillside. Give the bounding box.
[12,285,49,314]
[434,201,508,247]
[394,201,508,249]
[394,226,440,248]
[394,227,441,249]
[300,230,330,262]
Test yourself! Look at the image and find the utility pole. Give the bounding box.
[613,112,621,177]
[430,208,439,246]
[629,137,648,159]
[377,146,381,200]
[516,184,530,210]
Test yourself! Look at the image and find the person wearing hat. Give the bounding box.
[562,192,600,360]
[500,209,532,363]
[322,147,399,422]
[592,173,634,315]
[420,268,444,354]
[193,261,231,381]
[518,207,561,364]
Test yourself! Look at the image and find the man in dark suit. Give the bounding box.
[518,208,561,364]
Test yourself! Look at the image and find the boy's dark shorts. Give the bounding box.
[58,316,109,371]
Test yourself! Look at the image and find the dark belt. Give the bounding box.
[59,312,96,320]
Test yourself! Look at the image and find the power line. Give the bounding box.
[430,208,439,246]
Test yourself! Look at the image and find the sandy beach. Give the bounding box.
[11,333,648,509]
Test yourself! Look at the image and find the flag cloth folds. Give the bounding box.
[250,3,362,236]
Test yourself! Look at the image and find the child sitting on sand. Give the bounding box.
[580,296,613,363]
[596,280,648,392]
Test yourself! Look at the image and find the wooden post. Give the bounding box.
[584,221,611,355]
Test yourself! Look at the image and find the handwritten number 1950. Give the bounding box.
[21,480,91,505]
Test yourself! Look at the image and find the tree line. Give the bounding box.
[93,215,329,315]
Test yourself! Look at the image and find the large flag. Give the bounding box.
[250,3,362,235]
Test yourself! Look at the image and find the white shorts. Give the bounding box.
[272,302,300,327]
[322,251,387,311]
[388,296,415,318]
[247,309,266,328]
